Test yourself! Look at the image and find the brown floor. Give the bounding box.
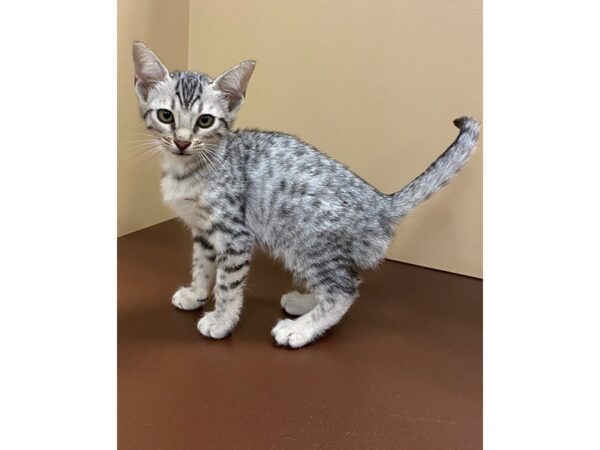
[118,219,482,450]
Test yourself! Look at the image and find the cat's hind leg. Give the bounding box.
[280,291,318,316]
[272,268,359,348]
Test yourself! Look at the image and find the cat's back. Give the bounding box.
[233,129,395,264]
[234,129,384,196]
[233,128,322,166]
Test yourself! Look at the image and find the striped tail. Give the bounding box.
[391,117,480,220]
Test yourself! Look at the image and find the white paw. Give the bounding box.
[280,291,318,316]
[271,318,314,348]
[197,311,238,339]
[171,286,208,311]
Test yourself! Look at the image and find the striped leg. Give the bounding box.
[197,243,252,339]
[171,233,216,311]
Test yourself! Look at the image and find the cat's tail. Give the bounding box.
[390,117,480,220]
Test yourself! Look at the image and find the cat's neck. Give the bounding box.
[160,153,199,178]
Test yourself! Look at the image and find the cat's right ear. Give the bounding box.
[132,42,170,100]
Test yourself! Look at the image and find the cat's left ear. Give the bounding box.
[214,60,256,112]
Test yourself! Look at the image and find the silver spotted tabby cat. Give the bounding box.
[132,42,480,348]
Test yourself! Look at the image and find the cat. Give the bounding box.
[132,42,480,348]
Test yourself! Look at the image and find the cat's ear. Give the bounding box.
[132,41,170,100]
[213,60,256,112]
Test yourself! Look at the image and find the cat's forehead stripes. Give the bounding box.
[171,71,213,110]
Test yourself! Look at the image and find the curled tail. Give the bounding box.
[391,117,480,220]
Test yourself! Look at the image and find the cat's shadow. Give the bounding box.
[117,293,288,346]
[118,290,408,345]
[117,285,430,360]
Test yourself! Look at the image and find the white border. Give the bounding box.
[1,0,599,448]
[485,0,600,448]
[0,1,116,449]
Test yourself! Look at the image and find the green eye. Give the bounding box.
[197,114,215,129]
[157,109,174,124]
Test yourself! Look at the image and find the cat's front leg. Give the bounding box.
[197,240,252,339]
[171,232,216,310]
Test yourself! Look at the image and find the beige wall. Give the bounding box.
[118,0,482,277]
[117,0,189,236]
[188,0,482,277]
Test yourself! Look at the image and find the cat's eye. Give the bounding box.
[196,114,215,129]
[156,109,174,124]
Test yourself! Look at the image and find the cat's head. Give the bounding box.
[132,42,255,158]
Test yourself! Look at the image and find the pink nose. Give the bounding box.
[174,140,191,150]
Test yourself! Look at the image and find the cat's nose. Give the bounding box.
[174,139,191,151]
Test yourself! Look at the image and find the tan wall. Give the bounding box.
[188,0,482,277]
[117,0,189,236]
[117,0,481,276]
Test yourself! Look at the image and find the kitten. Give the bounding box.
[132,42,480,348]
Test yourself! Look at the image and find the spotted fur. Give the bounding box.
[132,42,480,348]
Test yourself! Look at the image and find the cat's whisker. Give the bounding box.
[128,143,164,151]
[124,153,158,168]
[123,131,160,137]
[199,151,221,175]
[126,140,163,146]
[202,148,227,172]
[196,152,215,176]
[127,148,164,160]
[200,151,218,176]
[126,144,164,165]
[127,143,161,153]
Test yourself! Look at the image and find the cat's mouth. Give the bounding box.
[166,148,193,157]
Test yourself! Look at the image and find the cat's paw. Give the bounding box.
[171,286,207,311]
[271,318,314,348]
[197,311,238,339]
[280,291,318,316]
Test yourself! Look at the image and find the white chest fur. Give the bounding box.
[161,176,212,229]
